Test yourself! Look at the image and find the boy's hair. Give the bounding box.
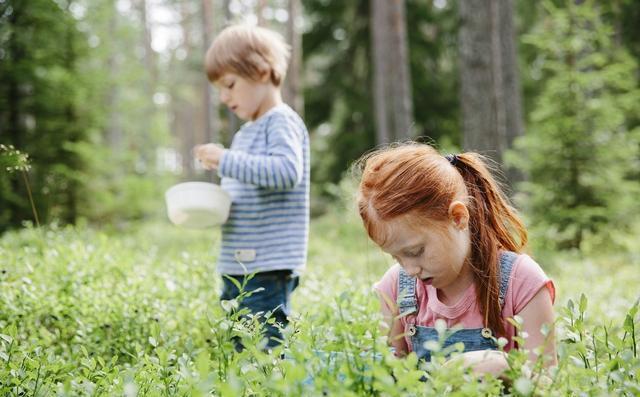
[205,24,290,86]
[356,143,527,337]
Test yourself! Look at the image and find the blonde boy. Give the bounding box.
[194,24,310,350]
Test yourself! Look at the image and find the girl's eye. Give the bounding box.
[405,247,424,258]
[227,81,235,89]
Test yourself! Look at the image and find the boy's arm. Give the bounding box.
[219,121,304,190]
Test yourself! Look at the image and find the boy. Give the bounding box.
[194,24,309,350]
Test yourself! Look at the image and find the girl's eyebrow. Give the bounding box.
[386,242,422,255]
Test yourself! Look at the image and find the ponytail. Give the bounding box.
[453,153,527,336]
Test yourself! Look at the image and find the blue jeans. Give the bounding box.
[220,270,299,350]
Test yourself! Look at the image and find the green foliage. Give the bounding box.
[302,0,460,188]
[0,144,30,173]
[1,214,639,395]
[509,0,640,251]
[0,0,92,230]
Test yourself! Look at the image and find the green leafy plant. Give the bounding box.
[0,144,39,227]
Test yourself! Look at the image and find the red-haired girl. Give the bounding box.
[357,143,556,376]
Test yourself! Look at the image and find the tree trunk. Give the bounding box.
[64,2,78,223]
[459,0,524,185]
[499,0,525,185]
[370,0,413,144]
[388,0,413,140]
[106,2,122,150]
[257,0,267,27]
[223,0,239,141]
[202,0,220,182]
[283,0,304,116]
[370,0,391,145]
[138,0,156,167]
[179,1,197,178]
[7,6,24,226]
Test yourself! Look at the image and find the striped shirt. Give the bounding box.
[217,103,310,275]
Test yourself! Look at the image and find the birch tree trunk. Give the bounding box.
[202,0,220,182]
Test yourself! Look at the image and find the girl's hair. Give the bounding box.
[357,143,527,336]
[204,24,290,86]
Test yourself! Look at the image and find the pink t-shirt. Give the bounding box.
[374,253,555,352]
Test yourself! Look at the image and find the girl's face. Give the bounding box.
[215,72,272,121]
[379,202,472,302]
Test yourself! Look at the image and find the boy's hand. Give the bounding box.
[194,143,225,170]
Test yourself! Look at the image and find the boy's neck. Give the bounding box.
[252,87,283,121]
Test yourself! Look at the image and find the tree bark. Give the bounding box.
[370,0,391,145]
[202,0,220,182]
[388,0,414,140]
[459,0,524,185]
[106,2,122,151]
[370,0,413,144]
[223,0,239,141]
[283,0,304,116]
[257,0,267,27]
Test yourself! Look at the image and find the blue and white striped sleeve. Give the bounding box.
[218,115,304,190]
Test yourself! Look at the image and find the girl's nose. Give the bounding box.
[406,264,421,278]
[219,91,229,104]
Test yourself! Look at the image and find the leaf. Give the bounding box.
[623,314,634,334]
[0,334,13,344]
[148,336,157,347]
[579,293,588,313]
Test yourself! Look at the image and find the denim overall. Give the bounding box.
[397,251,517,362]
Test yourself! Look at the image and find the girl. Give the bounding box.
[357,144,556,376]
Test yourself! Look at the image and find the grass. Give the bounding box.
[0,207,639,396]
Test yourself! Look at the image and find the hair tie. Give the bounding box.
[445,154,459,166]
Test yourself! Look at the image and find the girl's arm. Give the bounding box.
[516,286,557,366]
[448,286,556,376]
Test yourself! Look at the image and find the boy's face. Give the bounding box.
[215,72,273,121]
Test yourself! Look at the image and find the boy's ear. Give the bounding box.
[258,68,272,83]
[448,201,469,230]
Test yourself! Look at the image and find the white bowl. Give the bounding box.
[165,182,231,228]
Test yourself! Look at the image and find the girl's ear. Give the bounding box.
[448,201,469,230]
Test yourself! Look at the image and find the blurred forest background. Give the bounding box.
[1,0,639,254]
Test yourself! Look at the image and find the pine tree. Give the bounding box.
[511,1,640,250]
[0,0,90,231]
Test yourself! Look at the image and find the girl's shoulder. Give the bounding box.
[373,264,402,303]
[508,253,556,313]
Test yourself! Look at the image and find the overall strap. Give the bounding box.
[397,268,418,316]
[498,251,518,308]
